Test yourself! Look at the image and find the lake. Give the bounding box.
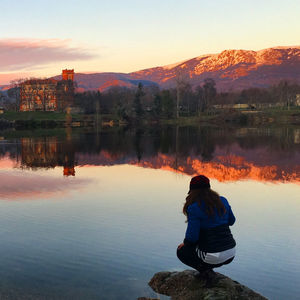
[0,125,299,299]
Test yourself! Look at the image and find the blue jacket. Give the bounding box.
[184,196,236,252]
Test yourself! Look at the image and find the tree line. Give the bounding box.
[74,79,300,120]
[74,78,219,120]
[1,78,300,117]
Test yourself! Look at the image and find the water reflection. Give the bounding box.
[20,137,76,176]
[0,126,299,299]
[0,170,89,200]
[0,126,299,182]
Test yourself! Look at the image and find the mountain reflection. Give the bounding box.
[0,126,299,183]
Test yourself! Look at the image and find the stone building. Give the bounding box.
[19,69,74,112]
[62,69,74,81]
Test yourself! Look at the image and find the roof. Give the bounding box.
[21,79,58,85]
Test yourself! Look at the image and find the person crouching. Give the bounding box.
[177,175,236,277]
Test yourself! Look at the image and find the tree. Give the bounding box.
[104,86,134,116]
[161,90,175,118]
[180,82,193,116]
[8,78,24,111]
[276,80,300,110]
[134,83,145,118]
[195,86,204,116]
[175,70,190,118]
[202,78,216,112]
[0,92,5,108]
[74,90,101,114]
[153,93,162,117]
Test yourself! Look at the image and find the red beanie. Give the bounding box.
[189,175,210,190]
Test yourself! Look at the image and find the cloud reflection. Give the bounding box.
[0,170,91,200]
[0,156,19,169]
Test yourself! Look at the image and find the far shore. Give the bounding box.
[0,107,299,130]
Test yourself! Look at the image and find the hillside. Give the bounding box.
[131,46,300,91]
[71,46,300,92]
[1,46,300,92]
[52,72,158,92]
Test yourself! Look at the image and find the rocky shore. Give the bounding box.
[139,270,268,300]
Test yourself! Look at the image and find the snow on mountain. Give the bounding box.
[129,46,300,91]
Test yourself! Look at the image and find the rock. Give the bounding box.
[148,270,268,300]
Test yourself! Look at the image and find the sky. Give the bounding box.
[0,0,300,84]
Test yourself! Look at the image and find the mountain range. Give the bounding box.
[69,46,300,92]
[1,46,300,92]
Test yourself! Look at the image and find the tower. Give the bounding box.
[62,69,74,81]
[63,166,75,176]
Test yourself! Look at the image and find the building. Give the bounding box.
[0,107,4,114]
[62,69,75,81]
[296,94,300,106]
[19,69,74,112]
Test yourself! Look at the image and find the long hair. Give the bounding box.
[183,188,226,217]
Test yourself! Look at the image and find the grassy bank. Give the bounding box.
[238,107,300,126]
[0,111,68,121]
[0,111,95,129]
[0,107,299,130]
[156,107,300,127]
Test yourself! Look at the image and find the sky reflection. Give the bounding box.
[0,169,91,200]
[0,128,299,299]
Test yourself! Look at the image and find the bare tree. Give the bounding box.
[202,78,216,112]
[195,85,204,116]
[175,69,190,118]
[9,78,26,111]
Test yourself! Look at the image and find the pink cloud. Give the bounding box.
[0,170,91,200]
[0,38,96,72]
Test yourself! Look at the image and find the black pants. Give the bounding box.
[177,245,234,272]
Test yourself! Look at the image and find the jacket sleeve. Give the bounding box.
[222,196,236,226]
[184,205,200,246]
[228,205,236,226]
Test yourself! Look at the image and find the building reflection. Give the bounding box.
[20,137,76,176]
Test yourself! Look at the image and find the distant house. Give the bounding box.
[295,94,300,106]
[232,103,253,109]
[19,69,74,112]
[0,107,4,114]
[213,103,256,110]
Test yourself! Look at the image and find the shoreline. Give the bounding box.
[0,107,299,130]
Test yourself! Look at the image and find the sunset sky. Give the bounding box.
[0,0,300,84]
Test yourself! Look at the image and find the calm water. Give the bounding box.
[0,126,299,300]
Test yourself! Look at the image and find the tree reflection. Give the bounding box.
[0,126,299,182]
